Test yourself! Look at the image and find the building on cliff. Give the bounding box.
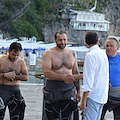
[70,10,110,32]
[59,9,110,32]
[44,8,110,46]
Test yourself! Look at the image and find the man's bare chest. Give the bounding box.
[52,53,74,70]
[0,62,21,74]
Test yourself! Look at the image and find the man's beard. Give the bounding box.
[8,55,16,61]
[57,43,66,49]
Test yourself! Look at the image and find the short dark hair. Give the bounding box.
[9,42,22,52]
[85,31,98,45]
[55,31,67,39]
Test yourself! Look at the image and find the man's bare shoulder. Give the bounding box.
[17,57,25,63]
[66,47,73,52]
[66,48,77,58]
[43,47,56,55]
[0,55,7,61]
[66,47,75,54]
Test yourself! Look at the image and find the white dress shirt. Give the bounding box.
[83,45,109,104]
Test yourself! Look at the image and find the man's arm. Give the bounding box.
[79,54,95,110]
[79,91,89,111]
[72,51,82,102]
[14,60,28,81]
[72,51,80,89]
[74,74,83,79]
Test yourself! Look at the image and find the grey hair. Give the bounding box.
[107,36,119,47]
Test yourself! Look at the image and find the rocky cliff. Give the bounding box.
[101,0,120,36]
[44,0,120,46]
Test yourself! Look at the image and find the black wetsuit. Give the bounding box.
[43,80,79,120]
[101,87,120,120]
[0,84,26,120]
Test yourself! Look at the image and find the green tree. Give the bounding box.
[4,0,24,12]
[11,20,39,39]
[0,9,12,22]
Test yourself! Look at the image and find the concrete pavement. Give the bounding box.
[4,83,113,120]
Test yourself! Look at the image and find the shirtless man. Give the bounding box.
[0,42,28,120]
[42,31,82,120]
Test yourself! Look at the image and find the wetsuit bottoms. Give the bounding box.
[101,96,120,120]
[45,100,79,120]
[44,80,79,120]
[101,87,120,120]
[0,84,26,120]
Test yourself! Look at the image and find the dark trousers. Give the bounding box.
[45,100,79,120]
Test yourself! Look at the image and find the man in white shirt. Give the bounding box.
[79,31,109,120]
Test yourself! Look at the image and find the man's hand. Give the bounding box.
[109,83,112,87]
[4,71,16,81]
[64,74,76,83]
[79,92,89,111]
[79,99,87,111]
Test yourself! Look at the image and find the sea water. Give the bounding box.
[21,69,44,84]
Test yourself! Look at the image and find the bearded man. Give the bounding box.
[42,31,82,120]
[0,42,28,120]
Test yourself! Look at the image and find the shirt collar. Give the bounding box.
[86,45,99,53]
